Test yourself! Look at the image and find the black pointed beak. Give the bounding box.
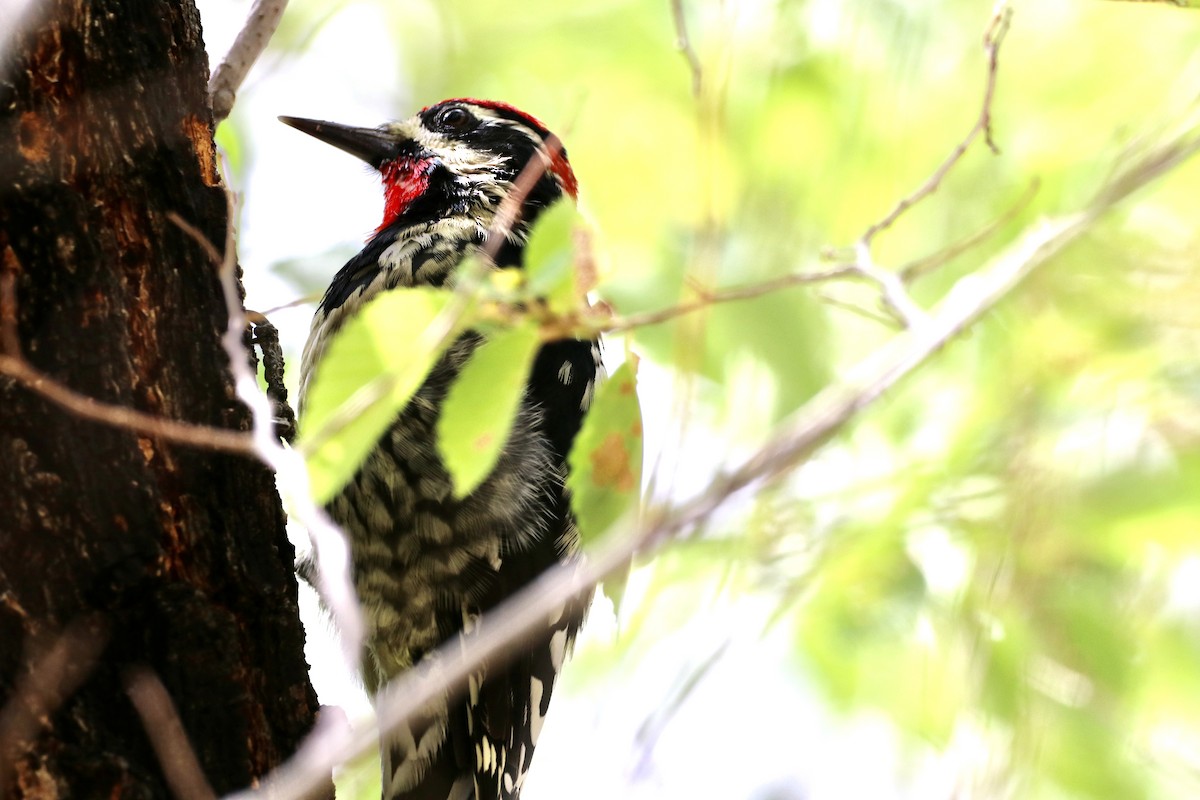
[278,116,399,169]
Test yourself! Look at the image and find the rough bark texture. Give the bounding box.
[0,0,320,797]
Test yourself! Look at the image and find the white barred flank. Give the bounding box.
[384,703,451,795]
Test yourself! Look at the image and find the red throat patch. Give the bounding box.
[376,156,433,234]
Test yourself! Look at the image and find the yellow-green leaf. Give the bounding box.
[299,288,452,504]
[437,322,541,498]
[567,357,643,547]
[524,199,580,314]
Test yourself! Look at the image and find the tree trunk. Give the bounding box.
[0,0,319,796]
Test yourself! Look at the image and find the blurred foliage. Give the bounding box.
[227,0,1200,796]
[300,286,453,502]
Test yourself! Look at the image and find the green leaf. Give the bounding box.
[567,357,644,547]
[299,288,452,504]
[523,199,580,314]
[437,322,541,498]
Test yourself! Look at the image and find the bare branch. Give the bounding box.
[484,135,572,261]
[255,295,321,317]
[172,195,365,680]
[529,258,924,342]
[850,243,929,327]
[899,178,1040,283]
[670,0,703,98]
[0,616,110,791]
[1,235,259,454]
[0,353,256,454]
[124,668,217,800]
[208,0,288,123]
[605,265,859,333]
[861,3,1012,247]
[799,3,1016,330]
[1098,1,1190,11]
[813,291,898,327]
[597,259,924,337]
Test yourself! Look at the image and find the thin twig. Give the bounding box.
[861,3,1012,246]
[0,353,256,454]
[852,244,929,327]
[630,640,729,779]
[812,3,1014,330]
[0,616,110,791]
[124,668,217,800]
[600,260,923,336]
[605,265,859,333]
[254,295,321,317]
[670,0,703,98]
[0,248,256,454]
[899,178,1039,283]
[171,198,365,678]
[532,264,891,342]
[208,0,288,123]
[813,291,898,327]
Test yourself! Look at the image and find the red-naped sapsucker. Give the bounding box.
[282,99,600,800]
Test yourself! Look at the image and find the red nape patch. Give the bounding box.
[376,156,433,234]
[548,144,578,200]
[419,98,579,200]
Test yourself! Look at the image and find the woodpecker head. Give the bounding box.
[280,99,577,242]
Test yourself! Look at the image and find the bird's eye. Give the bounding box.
[434,106,474,132]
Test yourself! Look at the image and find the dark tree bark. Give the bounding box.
[0,0,319,797]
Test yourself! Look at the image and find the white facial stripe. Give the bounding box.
[380,119,421,142]
[377,107,558,202]
[380,118,511,173]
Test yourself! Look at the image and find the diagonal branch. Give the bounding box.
[1,235,257,455]
[899,178,1040,283]
[171,198,366,678]
[172,201,360,681]
[603,264,860,333]
[222,114,1200,800]
[124,668,217,800]
[0,353,256,455]
[208,0,289,123]
[0,616,110,791]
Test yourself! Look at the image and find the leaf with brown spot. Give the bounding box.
[589,432,634,492]
[567,358,643,547]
